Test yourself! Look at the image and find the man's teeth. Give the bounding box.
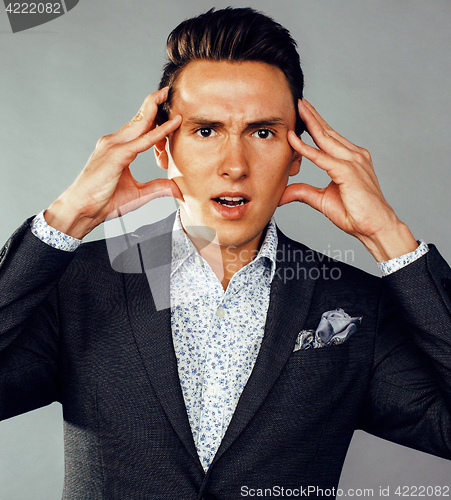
[220,196,244,202]
[217,196,247,206]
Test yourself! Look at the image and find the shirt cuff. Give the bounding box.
[31,210,82,252]
[377,240,429,276]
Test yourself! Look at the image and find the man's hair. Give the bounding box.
[156,7,305,135]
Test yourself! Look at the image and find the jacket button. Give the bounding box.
[202,495,217,500]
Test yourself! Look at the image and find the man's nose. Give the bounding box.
[218,137,250,181]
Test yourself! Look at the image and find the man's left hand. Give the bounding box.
[279,99,418,262]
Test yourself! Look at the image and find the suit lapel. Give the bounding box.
[120,215,203,471]
[210,231,318,468]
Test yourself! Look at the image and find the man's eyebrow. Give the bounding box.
[246,118,286,128]
[184,117,224,128]
[184,117,287,128]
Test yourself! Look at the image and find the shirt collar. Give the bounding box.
[255,217,278,282]
[171,211,197,275]
[171,209,278,281]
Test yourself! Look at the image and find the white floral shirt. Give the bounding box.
[170,212,277,470]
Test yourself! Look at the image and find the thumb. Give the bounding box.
[106,179,184,220]
[138,178,184,203]
[279,183,324,212]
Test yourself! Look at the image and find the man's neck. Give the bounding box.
[188,235,261,290]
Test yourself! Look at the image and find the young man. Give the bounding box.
[1,7,450,499]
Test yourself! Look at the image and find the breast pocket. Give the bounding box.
[281,340,351,400]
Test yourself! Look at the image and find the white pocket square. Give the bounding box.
[294,308,362,351]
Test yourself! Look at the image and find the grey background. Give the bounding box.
[1,0,450,498]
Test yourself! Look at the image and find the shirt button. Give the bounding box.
[207,385,219,396]
[194,255,203,267]
[216,306,225,318]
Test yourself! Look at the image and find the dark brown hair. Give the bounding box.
[156,7,305,135]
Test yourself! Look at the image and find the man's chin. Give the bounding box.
[179,206,269,251]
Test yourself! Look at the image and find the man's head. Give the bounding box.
[157,7,305,136]
[154,8,304,258]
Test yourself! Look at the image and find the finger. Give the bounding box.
[303,101,374,168]
[288,132,382,206]
[106,179,184,220]
[288,130,344,175]
[300,100,372,164]
[297,100,357,161]
[109,87,170,145]
[301,99,363,152]
[278,182,325,213]
[301,100,342,138]
[123,114,182,156]
[138,178,184,203]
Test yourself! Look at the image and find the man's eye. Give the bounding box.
[196,128,217,138]
[252,129,274,139]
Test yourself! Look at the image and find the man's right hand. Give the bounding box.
[44,87,183,239]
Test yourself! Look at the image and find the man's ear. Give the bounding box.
[154,137,169,170]
[289,150,302,176]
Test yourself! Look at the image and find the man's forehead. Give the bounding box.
[175,60,291,94]
[170,60,296,122]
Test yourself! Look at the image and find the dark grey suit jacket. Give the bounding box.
[1,214,451,499]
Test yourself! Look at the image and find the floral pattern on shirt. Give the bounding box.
[31,210,81,252]
[171,212,277,470]
[377,240,428,276]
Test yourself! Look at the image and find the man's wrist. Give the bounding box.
[45,195,98,240]
[377,240,429,276]
[360,220,419,263]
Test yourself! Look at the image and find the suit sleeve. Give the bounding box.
[360,245,451,459]
[0,219,75,420]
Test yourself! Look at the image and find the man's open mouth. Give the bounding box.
[213,196,249,207]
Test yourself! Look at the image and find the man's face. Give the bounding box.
[156,60,301,252]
